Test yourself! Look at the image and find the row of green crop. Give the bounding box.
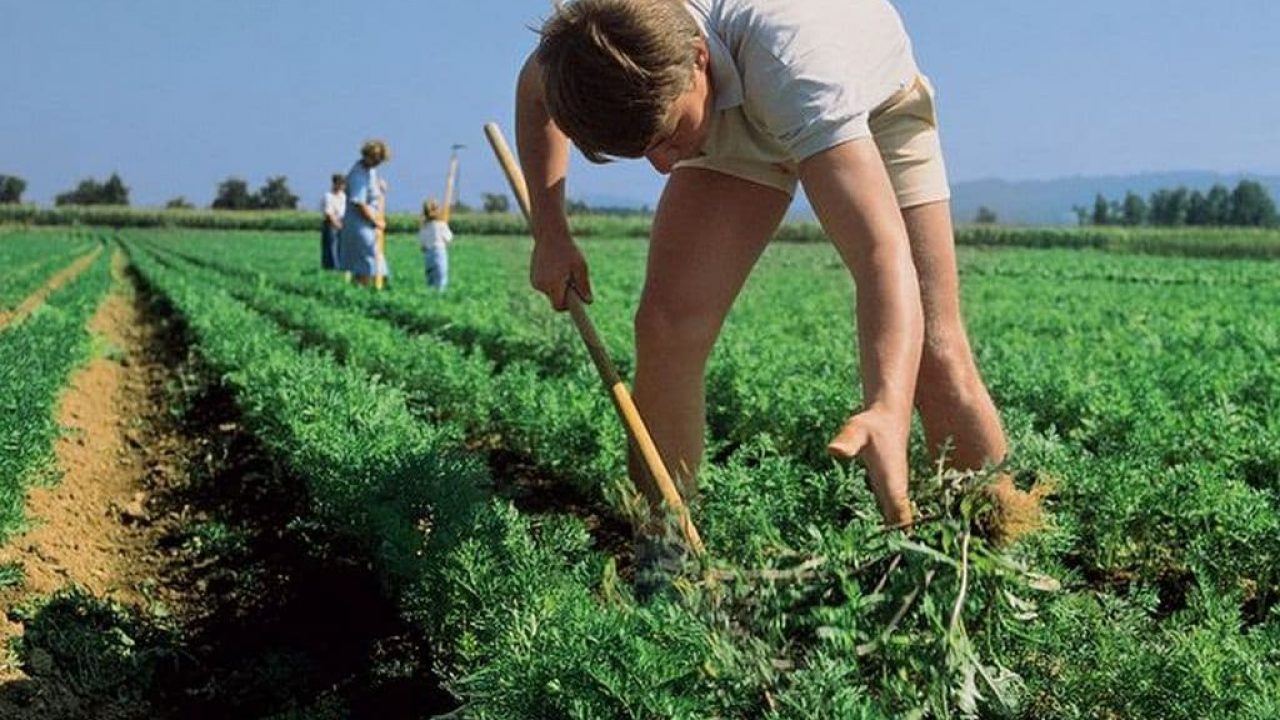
[0,243,111,543]
[162,226,1280,707]
[133,232,861,473]
[134,239,627,505]
[128,238,1021,717]
[131,229,1280,717]
[150,231,1280,488]
[136,235,851,559]
[9,204,1280,257]
[142,235,1178,717]
[145,234,595,375]
[0,228,85,268]
[143,232,1280,597]
[134,237,922,607]
[952,224,1280,259]
[135,234,864,477]
[0,235,98,311]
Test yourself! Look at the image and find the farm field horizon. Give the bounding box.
[0,225,1276,718]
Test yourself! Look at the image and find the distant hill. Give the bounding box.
[950,172,1280,226]
[581,171,1280,227]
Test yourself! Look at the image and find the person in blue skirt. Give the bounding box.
[338,139,390,286]
[320,173,345,270]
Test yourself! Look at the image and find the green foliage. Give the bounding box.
[115,229,1280,717]
[1088,180,1278,229]
[1231,180,1279,227]
[211,177,255,210]
[210,175,299,210]
[0,244,111,542]
[7,204,1280,257]
[0,174,26,204]
[255,176,299,210]
[0,561,24,589]
[54,172,130,206]
[11,586,178,697]
[1121,191,1148,226]
[973,206,998,225]
[0,231,98,310]
[481,192,510,214]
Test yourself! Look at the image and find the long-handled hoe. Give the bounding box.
[374,183,387,291]
[483,122,705,557]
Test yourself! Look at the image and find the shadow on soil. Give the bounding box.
[0,266,457,719]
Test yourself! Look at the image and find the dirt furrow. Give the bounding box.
[0,246,104,330]
[0,250,453,719]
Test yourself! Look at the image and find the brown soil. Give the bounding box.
[0,249,454,719]
[0,246,103,330]
[0,249,168,718]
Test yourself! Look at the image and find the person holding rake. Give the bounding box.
[339,139,391,287]
[515,0,1010,569]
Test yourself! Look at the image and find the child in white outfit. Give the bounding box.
[419,199,454,291]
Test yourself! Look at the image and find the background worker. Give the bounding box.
[419,198,454,291]
[321,173,345,271]
[339,139,391,287]
[515,0,1007,541]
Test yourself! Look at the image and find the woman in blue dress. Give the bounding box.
[338,139,391,286]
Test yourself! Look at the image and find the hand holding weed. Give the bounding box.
[827,407,913,527]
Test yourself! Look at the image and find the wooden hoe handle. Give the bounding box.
[483,122,705,556]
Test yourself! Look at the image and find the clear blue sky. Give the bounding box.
[4,0,1277,210]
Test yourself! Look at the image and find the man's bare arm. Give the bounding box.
[800,137,924,525]
[515,52,593,308]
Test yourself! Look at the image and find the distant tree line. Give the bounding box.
[472,193,654,217]
[0,173,647,217]
[1075,180,1278,228]
[973,206,999,225]
[210,176,299,210]
[56,173,131,206]
[566,197,653,217]
[0,174,27,204]
[0,172,301,211]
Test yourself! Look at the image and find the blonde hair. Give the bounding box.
[422,198,442,220]
[538,0,700,163]
[361,139,391,165]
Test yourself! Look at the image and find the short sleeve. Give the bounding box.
[347,166,371,206]
[740,44,872,161]
[368,168,383,205]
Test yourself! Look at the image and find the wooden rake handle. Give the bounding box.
[483,122,705,556]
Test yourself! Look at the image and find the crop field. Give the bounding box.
[0,225,1277,718]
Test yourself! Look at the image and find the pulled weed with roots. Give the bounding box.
[655,461,1059,718]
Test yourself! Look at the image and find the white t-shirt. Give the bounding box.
[419,220,454,250]
[683,0,918,161]
[323,190,345,222]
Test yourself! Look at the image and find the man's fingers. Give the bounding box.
[827,421,869,459]
[575,267,594,304]
[550,280,569,312]
[829,414,914,528]
[877,489,913,528]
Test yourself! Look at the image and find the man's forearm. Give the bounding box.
[855,251,922,417]
[798,138,923,419]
